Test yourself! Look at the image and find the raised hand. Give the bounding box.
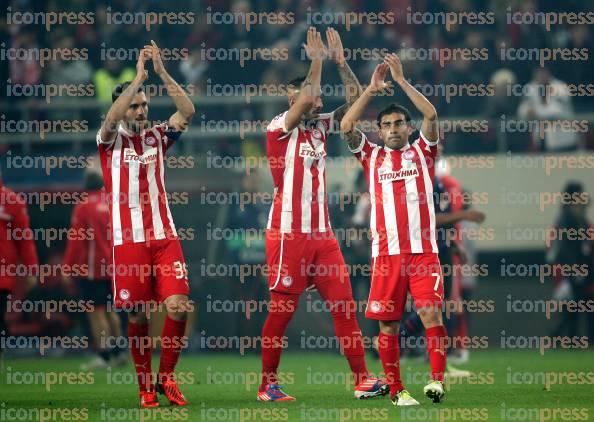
[325,27,345,65]
[368,63,392,93]
[384,53,404,83]
[303,26,327,61]
[147,40,166,76]
[135,47,150,82]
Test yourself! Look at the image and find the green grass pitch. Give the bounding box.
[1,350,593,421]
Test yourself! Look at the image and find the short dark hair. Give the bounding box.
[376,103,412,126]
[287,76,306,90]
[112,82,144,103]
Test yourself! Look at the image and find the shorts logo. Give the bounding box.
[119,289,130,300]
[144,136,157,146]
[403,150,415,160]
[369,301,382,313]
[282,276,293,287]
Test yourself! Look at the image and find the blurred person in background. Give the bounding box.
[484,68,527,151]
[62,167,127,370]
[485,69,518,118]
[224,169,268,339]
[45,35,94,121]
[517,67,580,152]
[0,169,38,370]
[93,57,136,102]
[546,181,594,343]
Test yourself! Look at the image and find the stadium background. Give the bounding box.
[1,0,593,419]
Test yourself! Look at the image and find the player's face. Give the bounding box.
[123,92,149,133]
[378,112,413,149]
[288,87,323,120]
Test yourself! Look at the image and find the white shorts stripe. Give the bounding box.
[269,233,285,291]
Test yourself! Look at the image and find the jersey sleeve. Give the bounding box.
[157,123,182,153]
[317,112,335,134]
[266,111,292,141]
[417,130,439,159]
[96,129,116,149]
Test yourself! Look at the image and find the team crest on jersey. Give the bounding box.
[299,142,326,160]
[311,128,322,140]
[119,289,130,300]
[378,164,419,183]
[144,136,157,146]
[369,301,382,313]
[403,150,415,160]
[123,147,158,165]
[282,276,293,287]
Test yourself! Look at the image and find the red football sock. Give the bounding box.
[260,292,297,391]
[425,325,447,381]
[158,316,187,384]
[378,332,403,396]
[128,322,152,392]
[329,302,368,385]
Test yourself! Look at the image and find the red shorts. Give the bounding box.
[265,230,350,294]
[365,253,444,321]
[0,276,16,293]
[112,238,189,309]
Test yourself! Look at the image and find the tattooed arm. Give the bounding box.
[326,28,362,126]
[339,63,391,150]
[284,27,325,132]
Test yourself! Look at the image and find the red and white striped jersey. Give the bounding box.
[351,131,439,257]
[97,124,178,246]
[266,111,334,233]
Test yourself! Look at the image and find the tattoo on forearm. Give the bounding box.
[338,63,362,102]
[342,130,361,150]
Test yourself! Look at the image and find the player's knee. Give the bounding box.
[379,320,400,336]
[166,303,188,321]
[164,295,190,321]
[417,307,443,328]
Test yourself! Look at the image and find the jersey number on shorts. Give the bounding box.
[432,273,441,291]
[174,261,188,280]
